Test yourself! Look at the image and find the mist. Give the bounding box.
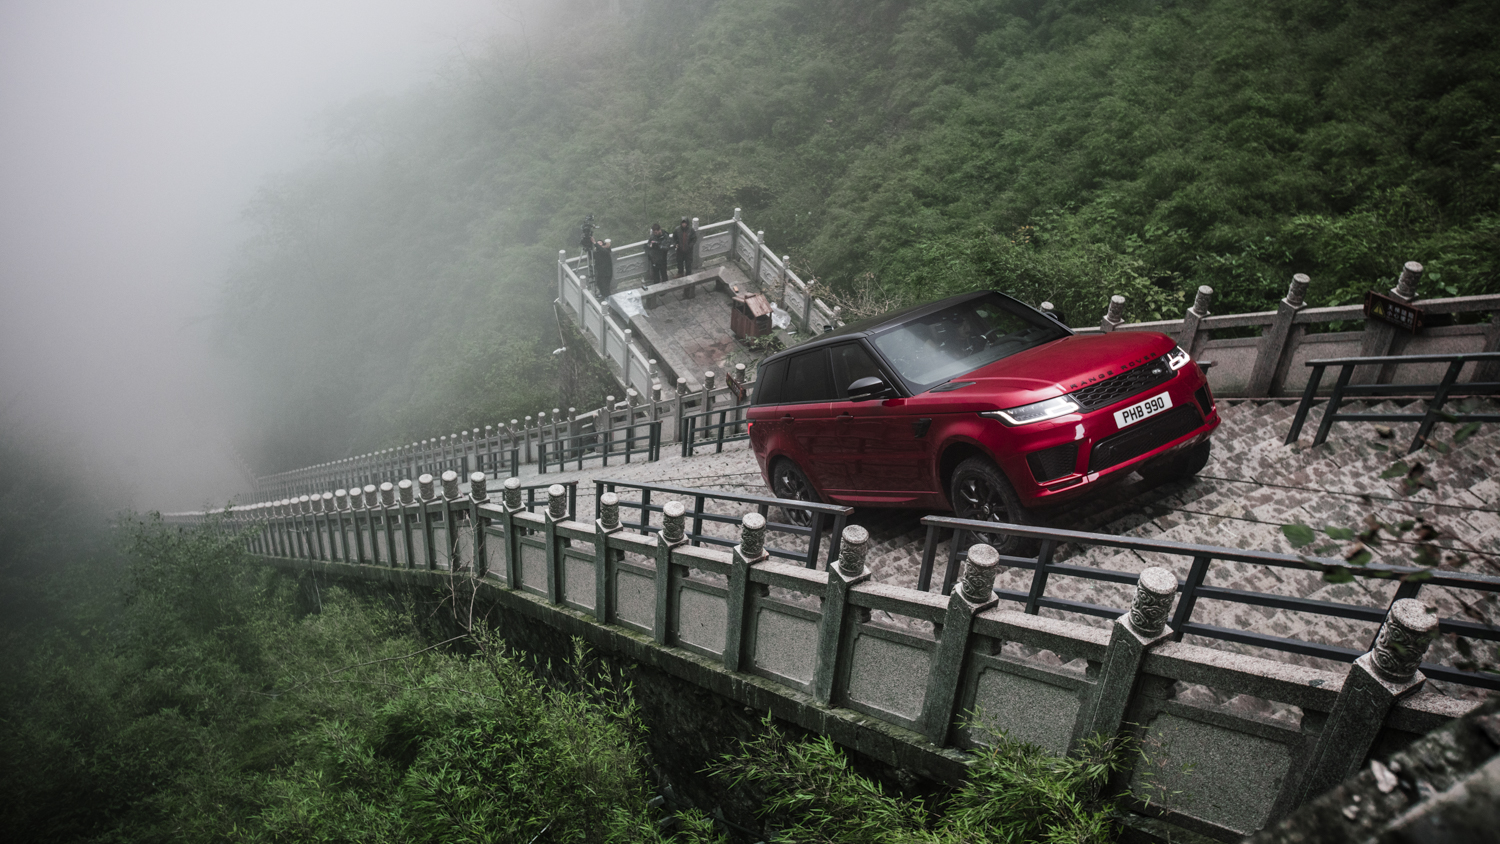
[0,0,520,511]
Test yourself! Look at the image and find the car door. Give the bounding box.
[774,347,840,490]
[825,341,936,502]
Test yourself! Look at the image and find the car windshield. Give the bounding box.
[869,295,1067,391]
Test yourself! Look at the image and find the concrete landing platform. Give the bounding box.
[619,263,784,392]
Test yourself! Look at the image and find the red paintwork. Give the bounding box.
[749,328,1219,511]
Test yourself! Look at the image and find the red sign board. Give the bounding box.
[1364,290,1423,333]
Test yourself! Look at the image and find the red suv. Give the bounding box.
[747,291,1218,551]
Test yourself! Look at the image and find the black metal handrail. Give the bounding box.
[1284,352,1500,453]
[681,404,750,457]
[593,479,852,569]
[919,514,1500,691]
[539,420,661,473]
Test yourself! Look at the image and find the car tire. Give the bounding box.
[770,458,819,528]
[949,456,1036,557]
[1139,439,1212,485]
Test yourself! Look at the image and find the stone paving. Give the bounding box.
[506,398,1500,697]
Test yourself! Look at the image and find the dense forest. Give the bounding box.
[220,0,1500,475]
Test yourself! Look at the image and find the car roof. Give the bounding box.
[764,289,1025,360]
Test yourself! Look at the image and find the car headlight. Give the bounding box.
[1166,345,1192,371]
[981,396,1081,426]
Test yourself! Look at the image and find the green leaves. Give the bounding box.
[1281,523,1317,548]
[1454,421,1482,444]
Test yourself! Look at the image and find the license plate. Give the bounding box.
[1113,392,1172,429]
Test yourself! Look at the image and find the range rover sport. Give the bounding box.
[746,291,1219,553]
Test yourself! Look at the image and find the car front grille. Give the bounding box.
[1068,356,1174,412]
[1027,442,1079,482]
[1088,404,1203,473]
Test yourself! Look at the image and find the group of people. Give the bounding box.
[582,217,697,298]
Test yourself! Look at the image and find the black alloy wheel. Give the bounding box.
[770,458,818,528]
[949,456,1035,557]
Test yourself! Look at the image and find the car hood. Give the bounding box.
[928,331,1178,406]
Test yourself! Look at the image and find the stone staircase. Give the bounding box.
[509,398,1500,697]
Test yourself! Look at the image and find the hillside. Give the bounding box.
[219,0,1500,473]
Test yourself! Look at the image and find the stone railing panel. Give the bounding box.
[839,621,935,729]
[746,597,821,691]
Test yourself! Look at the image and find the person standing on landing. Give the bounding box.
[646,223,670,284]
[672,216,696,278]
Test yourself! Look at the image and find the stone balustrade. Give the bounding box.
[163,491,1475,840]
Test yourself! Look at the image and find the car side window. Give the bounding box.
[754,357,788,405]
[829,342,886,399]
[781,349,833,403]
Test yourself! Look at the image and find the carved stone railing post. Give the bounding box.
[362,484,381,564]
[296,495,312,558]
[653,500,688,645]
[1362,261,1426,383]
[1100,295,1126,333]
[316,492,334,560]
[440,470,463,571]
[593,491,622,623]
[674,376,689,442]
[812,524,873,704]
[921,543,1002,743]
[1292,599,1439,805]
[499,477,524,588]
[701,371,716,423]
[1248,273,1311,396]
[691,216,701,270]
[1179,285,1213,358]
[752,230,765,291]
[379,482,397,567]
[1073,567,1177,747]
[723,512,769,673]
[417,474,437,570]
[396,479,415,568]
[469,472,489,577]
[351,487,370,564]
[544,483,568,604]
[330,489,348,561]
[271,499,287,557]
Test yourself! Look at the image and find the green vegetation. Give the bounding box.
[711,721,1133,843]
[220,0,1499,472]
[0,512,683,843]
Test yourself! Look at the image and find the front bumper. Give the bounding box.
[981,368,1219,508]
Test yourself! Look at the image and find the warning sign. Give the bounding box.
[1364,290,1423,333]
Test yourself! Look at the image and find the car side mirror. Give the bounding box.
[847,376,895,402]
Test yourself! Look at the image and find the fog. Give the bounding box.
[0,1,517,511]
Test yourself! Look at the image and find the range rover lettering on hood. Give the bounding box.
[1065,353,1156,391]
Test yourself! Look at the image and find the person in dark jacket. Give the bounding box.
[591,238,614,298]
[645,223,670,284]
[672,216,696,278]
